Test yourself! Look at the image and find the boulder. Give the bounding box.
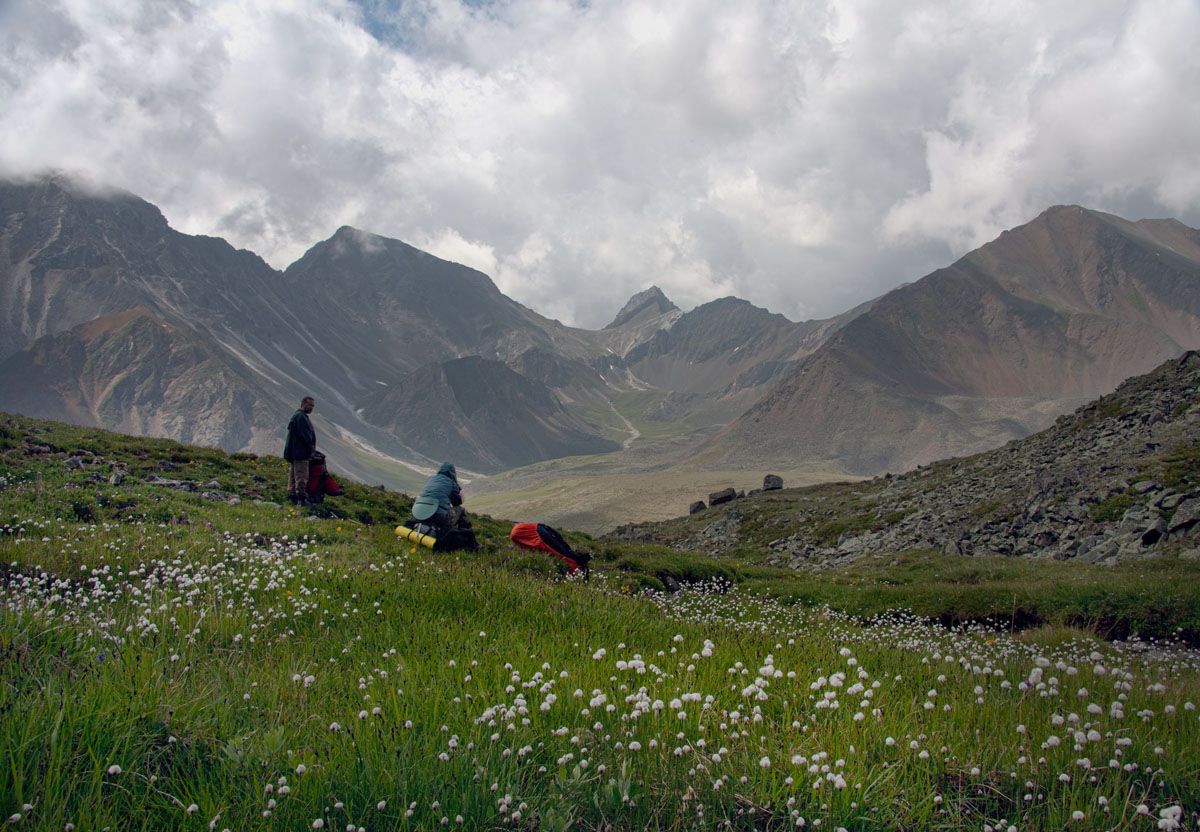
[1076,539,1118,564]
[763,474,783,491]
[708,488,737,506]
[1157,490,1183,509]
[146,475,199,492]
[689,500,707,514]
[1032,530,1058,548]
[1168,498,1200,535]
[1140,514,1168,547]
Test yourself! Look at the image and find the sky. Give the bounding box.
[2,0,1198,329]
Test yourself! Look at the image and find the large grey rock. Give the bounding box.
[1077,539,1118,564]
[1168,498,1200,535]
[1118,506,1149,536]
[763,474,783,491]
[1140,514,1168,546]
[146,475,198,492]
[708,488,737,506]
[689,500,707,514]
[1157,490,1183,509]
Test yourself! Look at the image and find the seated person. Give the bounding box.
[410,462,478,551]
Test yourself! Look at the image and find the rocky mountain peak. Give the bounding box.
[605,286,678,329]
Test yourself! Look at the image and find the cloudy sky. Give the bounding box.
[2,0,1198,328]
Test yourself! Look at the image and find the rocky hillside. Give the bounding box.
[610,351,1200,568]
[703,206,1200,474]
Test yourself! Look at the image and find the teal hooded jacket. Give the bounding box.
[411,462,462,522]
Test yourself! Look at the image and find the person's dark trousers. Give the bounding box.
[288,459,309,503]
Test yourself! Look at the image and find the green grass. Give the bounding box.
[744,551,1200,643]
[2,412,1200,830]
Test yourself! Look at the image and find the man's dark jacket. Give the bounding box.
[283,410,316,461]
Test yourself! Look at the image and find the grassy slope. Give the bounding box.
[607,474,1200,644]
[2,413,1200,830]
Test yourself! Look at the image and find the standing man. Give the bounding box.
[284,396,316,505]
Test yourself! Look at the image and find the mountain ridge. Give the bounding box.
[5,175,1200,501]
[700,205,1200,474]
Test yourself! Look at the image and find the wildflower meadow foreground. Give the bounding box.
[1,438,1199,830]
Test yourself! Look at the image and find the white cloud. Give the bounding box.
[2,0,1197,328]
[412,226,498,276]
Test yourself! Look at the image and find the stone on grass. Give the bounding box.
[708,488,736,506]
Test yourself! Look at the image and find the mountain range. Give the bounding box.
[702,206,1200,473]
[2,174,1199,501]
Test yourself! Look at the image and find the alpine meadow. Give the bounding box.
[2,389,1199,830]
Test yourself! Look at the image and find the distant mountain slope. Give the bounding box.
[0,178,629,475]
[0,175,857,477]
[7,175,1198,494]
[703,206,1200,474]
[280,227,605,392]
[360,356,619,473]
[0,175,285,362]
[0,307,285,449]
[596,295,874,428]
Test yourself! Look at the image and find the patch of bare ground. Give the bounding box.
[469,463,859,535]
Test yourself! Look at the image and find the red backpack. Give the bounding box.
[306,451,345,502]
[510,523,590,573]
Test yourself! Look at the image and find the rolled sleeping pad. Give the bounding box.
[395,524,437,549]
